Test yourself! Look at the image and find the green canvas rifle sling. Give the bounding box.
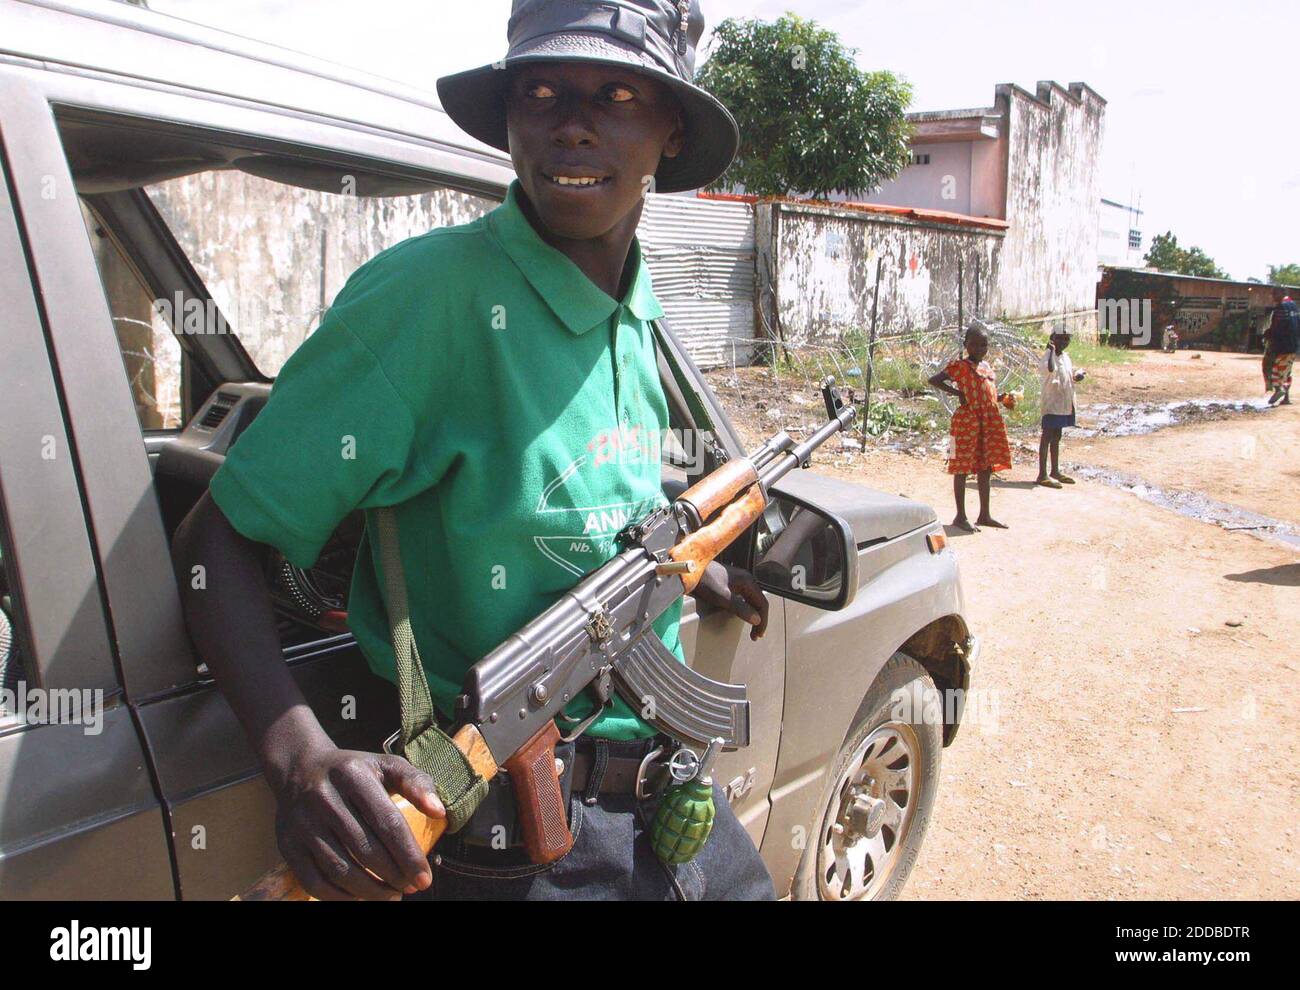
[374,506,488,833]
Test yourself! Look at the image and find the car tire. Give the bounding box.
[791,652,943,901]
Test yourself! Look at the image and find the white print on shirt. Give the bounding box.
[532,426,666,578]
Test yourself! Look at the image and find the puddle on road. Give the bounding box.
[1074,397,1273,438]
[1068,464,1300,550]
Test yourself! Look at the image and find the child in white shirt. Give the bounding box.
[1037,330,1086,488]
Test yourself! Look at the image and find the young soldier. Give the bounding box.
[172,0,776,901]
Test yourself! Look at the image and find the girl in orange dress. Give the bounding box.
[928,323,1013,532]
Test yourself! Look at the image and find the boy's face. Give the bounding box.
[505,62,685,241]
[1052,333,1071,352]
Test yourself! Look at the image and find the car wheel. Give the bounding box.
[792,653,943,901]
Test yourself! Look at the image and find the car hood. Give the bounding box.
[769,469,938,546]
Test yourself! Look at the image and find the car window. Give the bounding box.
[78,201,184,430]
[57,113,499,425]
[144,171,497,377]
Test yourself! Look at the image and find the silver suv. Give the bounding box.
[0,0,978,900]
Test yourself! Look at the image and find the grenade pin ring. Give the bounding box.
[668,746,702,784]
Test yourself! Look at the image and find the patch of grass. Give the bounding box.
[862,399,934,437]
[1067,338,1141,367]
[839,331,933,395]
[1006,321,1139,368]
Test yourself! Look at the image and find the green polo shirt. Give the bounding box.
[210,180,683,740]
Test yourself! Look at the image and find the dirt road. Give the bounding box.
[790,349,1299,898]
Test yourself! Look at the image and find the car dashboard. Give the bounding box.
[153,384,362,653]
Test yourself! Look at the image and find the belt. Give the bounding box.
[456,735,670,849]
[569,745,665,797]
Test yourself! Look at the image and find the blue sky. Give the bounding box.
[147,0,1298,281]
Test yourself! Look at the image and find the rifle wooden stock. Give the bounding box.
[669,483,768,594]
[235,724,496,901]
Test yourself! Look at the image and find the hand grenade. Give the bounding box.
[650,738,723,865]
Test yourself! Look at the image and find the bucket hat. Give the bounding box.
[436,0,738,193]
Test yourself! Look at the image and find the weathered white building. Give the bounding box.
[859,82,1107,330]
[751,81,1109,345]
[1097,198,1146,268]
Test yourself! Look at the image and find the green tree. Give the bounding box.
[696,14,913,199]
[1144,231,1228,279]
[1266,263,1300,286]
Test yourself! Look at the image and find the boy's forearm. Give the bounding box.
[172,493,332,792]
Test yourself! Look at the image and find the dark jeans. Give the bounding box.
[407,738,777,901]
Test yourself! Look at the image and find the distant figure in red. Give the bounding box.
[929,322,1013,533]
[1263,297,1298,406]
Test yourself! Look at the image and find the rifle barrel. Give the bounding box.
[756,403,857,489]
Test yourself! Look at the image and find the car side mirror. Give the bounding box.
[751,494,858,611]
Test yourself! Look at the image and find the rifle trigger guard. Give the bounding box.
[557,665,614,743]
[558,704,605,744]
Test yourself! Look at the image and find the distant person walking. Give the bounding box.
[1036,329,1086,488]
[1264,297,1298,406]
[929,322,1013,532]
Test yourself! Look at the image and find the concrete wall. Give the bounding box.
[833,81,1106,343]
[996,83,1107,321]
[969,136,1006,220]
[845,142,974,215]
[757,200,1004,347]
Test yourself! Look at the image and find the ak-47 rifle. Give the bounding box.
[240,379,857,900]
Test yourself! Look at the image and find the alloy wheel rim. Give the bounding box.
[817,722,921,900]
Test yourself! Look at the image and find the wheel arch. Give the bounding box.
[897,614,973,746]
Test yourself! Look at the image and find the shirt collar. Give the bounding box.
[488,181,664,335]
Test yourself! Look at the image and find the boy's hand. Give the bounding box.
[690,561,769,641]
[272,743,443,900]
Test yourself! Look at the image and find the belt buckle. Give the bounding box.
[635,745,669,800]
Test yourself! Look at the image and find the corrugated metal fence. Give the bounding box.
[638,194,755,370]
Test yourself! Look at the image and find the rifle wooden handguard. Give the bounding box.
[235,724,495,901]
[676,459,759,523]
[670,483,768,594]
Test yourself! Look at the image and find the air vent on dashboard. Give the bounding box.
[198,392,239,431]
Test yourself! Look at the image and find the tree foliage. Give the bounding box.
[1144,231,1228,279]
[696,14,913,199]
[1266,263,1300,287]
